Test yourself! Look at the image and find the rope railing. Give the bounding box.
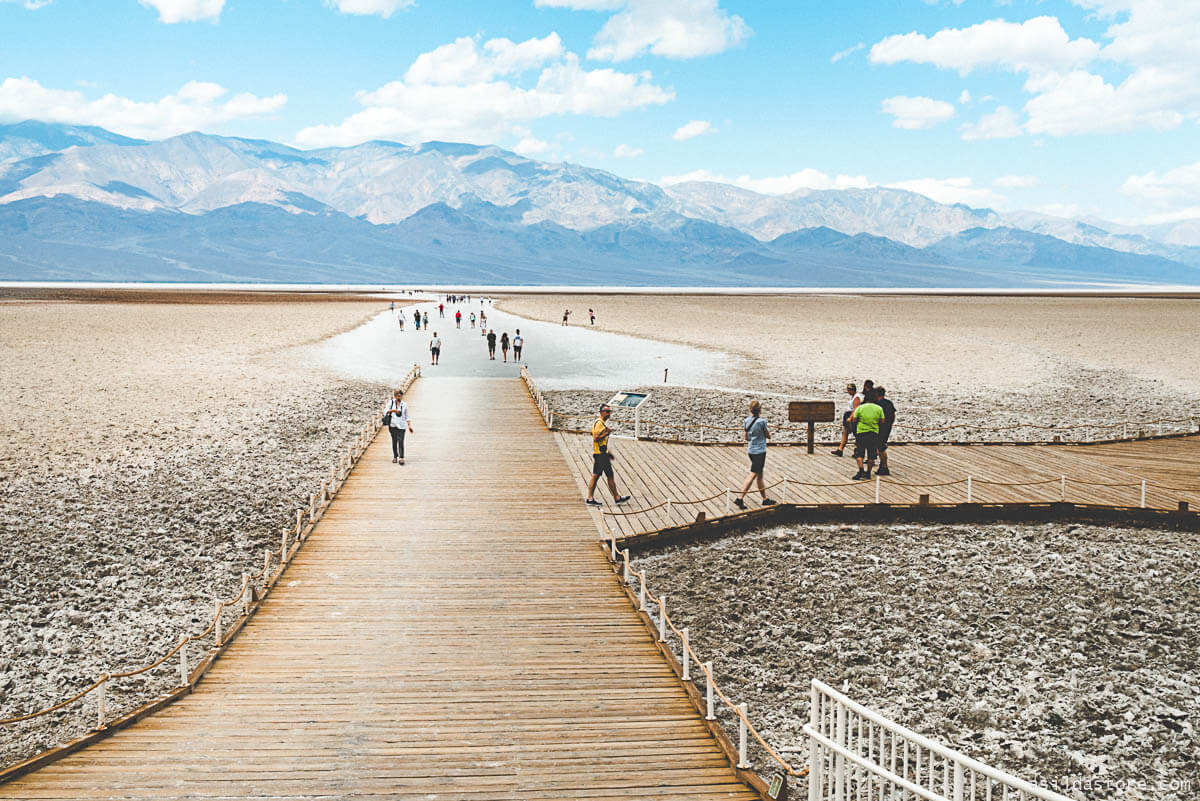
[600,468,1199,532]
[604,535,802,780]
[0,364,422,739]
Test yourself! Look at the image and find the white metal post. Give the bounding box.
[96,675,107,729]
[622,549,631,585]
[178,638,189,687]
[966,475,973,503]
[657,595,667,642]
[809,685,822,801]
[638,570,647,611]
[1140,479,1146,508]
[875,475,881,504]
[737,702,750,768]
[610,526,617,561]
[953,762,964,801]
[835,700,847,801]
[681,627,691,681]
[705,661,715,720]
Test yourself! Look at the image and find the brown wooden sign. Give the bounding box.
[788,401,835,423]
[788,400,836,454]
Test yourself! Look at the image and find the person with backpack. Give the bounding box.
[733,400,777,509]
[512,329,524,362]
[383,388,414,464]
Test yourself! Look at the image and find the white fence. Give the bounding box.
[806,680,1076,801]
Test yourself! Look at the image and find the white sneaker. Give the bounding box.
[398,458,405,465]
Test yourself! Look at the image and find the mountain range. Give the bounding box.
[1,120,1197,287]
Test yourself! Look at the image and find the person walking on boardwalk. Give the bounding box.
[512,329,523,362]
[499,331,510,362]
[486,329,497,359]
[383,388,414,464]
[831,382,861,457]
[429,332,442,366]
[586,403,631,507]
[850,388,885,480]
[875,386,896,476]
[414,310,421,331]
[398,313,405,332]
[422,311,429,328]
[733,400,777,509]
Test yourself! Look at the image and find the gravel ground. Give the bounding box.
[634,522,1200,801]
[0,299,390,769]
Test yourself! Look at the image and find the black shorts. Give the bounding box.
[748,451,766,474]
[514,346,522,355]
[879,424,892,452]
[842,410,854,433]
[592,453,614,479]
[853,431,880,461]
[431,347,440,357]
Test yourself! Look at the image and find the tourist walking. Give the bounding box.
[455,309,462,328]
[512,329,523,362]
[850,388,885,480]
[831,382,861,457]
[734,400,776,509]
[585,403,631,507]
[500,331,510,362]
[422,311,429,328]
[383,388,413,464]
[480,310,487,329]
[398,313,405,331]
[562,309,570,326]
[414,310,421,331]
[589,308,595,325]
[875,386,896,476]
[429,332,442,366]
[486,329,497,359]
[438,303,444,318]
[470,312,476,328]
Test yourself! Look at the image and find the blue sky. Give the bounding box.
[1,0,1198,225]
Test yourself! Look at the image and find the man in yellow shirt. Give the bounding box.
[586,403,631,507]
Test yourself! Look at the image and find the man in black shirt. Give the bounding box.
[876,386,896,476]
[486,329,497,360]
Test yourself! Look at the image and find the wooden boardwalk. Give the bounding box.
[556,431,1200,539]
[4,377,757,800]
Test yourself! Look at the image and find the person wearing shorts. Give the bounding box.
[429,333,441,365]
[875,386,896,476]
[512,329,523,362]
[733,400,777,509]
[831,382,861,456]
[486,329,497,359]
[585,404,630,506]
[851,388,885,479]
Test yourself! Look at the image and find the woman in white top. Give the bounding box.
[831,382,860,457]
[384,388,414,464]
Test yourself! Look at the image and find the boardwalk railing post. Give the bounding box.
[296,509,303,537]
[737,702,750,768]
[95,674,107,730]
[281,527,289,561]
[609,525,617,561]
[622,549,631,585]
[682,627,691,681]
[834,699,847,801]
[1140,479,1146,508]
[657,595,667,642]
[966,475,973,503]
[705,661,715,720]
[178,637,189,687]
[638,570,647,611]
[808,684,821,801]
[635,406,641,440]
[875,475,881,504]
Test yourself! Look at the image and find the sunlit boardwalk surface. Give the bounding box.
[555,431,1200,538]
[5,377,756,801]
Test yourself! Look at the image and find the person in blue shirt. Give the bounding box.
[733,400,777,509]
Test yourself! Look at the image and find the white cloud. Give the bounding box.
[323,0,414,17]
[0,77,285,139]
[613,143,643,158]
[1128,207,1200,225]
[960,105,1023,140]
[513,136,551,156]
[294,37,673,148]
[880,96,955,129]
[138,0,224,23]
[994,174,1040,188]
[869,17,1100,75]
[959,89,971,104]
[885,176,1004,207]
[537,0,750,61]
[660,167,869,195]
[1,0,53,9]
[870,4,1200,139]
[1122,161,1200,205]
[831,43,865,63]
[672,119,715,140]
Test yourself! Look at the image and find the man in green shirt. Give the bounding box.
[850,388,886,480]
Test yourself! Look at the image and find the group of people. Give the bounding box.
[560,308,598,326]
[831,380,896,480]
[484,328,523,361]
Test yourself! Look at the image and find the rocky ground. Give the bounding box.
[0,298,390,768]
[633,522,1199,801]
